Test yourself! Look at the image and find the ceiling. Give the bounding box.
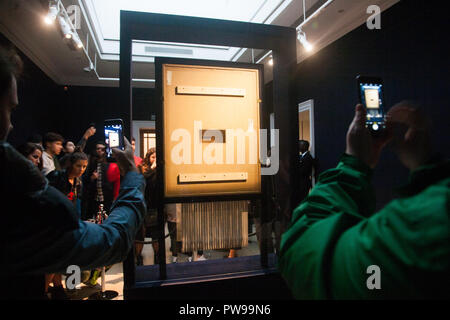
[0,0,399,88]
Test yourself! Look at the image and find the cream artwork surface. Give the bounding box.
[364,89,380,109]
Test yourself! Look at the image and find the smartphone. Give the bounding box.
[104,119,124,161]
[356,75,386,133]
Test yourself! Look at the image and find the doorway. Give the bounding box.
[139,128,156,159]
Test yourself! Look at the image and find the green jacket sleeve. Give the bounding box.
[279,154,450,300]
[279,154,375,299]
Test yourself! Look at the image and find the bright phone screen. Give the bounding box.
[104,123,123,158]
[359,81,385,130]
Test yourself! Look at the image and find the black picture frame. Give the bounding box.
[119,10,298,299]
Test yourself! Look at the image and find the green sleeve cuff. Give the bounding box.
[338,153,373,178]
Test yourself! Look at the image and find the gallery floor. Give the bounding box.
[64,223,261,300]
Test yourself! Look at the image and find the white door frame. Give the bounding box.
[298,99,315,158]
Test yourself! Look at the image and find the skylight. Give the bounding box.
[82,0,291,62]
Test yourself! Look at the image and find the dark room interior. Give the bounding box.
[0,0,448,305]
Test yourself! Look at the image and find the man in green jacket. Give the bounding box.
[279,102,449,299]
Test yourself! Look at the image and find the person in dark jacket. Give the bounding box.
[47,152,88,207]
[45,152,88,299]
[136,147,160,265]
[296,140,315,207]
[16,142,44,171]
[81,142,120,220]
[0,46,146,299]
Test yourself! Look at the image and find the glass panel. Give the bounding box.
[137,200,263,265]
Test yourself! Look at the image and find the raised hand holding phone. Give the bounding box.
[111,137,137,176]
[356,75,386,134]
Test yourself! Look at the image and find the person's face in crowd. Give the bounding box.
[65,141,75,153]
[27,148,42,167]
[47,140,63,155]
[0,76,18,141]
[131,140,136,153]
[150,152,156,165]
[96,144,106,158]
[70,159,88,178]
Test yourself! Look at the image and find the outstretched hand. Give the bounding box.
[112,137,137,176]
[83,126,96,140]
[346,104,392,168]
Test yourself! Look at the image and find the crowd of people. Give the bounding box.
[14,125,188,298]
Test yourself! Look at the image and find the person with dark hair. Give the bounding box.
[16,142,44,171]
[47,152,88,207]
[63,141,76,153]
[136,147,158,265]
[45,152,88,299]
[81,141,120,221]
[42,132,64,176]
[0,46,146,300]
[131,137,143,167]
[279,103,449,299]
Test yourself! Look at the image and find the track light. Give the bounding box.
[58,15,73,39]
[72,33,83,49]
[297,29,313,52]
[44,2,58,25]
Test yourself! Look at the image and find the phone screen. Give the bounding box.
[357,77,385,131]
[104,120,124,159]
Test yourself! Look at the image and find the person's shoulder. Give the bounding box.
[0,141,17,156]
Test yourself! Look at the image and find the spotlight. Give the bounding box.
[297,29,313,52]
[44,2,58,25]
[58,15,73,39]
[268,57,273,66]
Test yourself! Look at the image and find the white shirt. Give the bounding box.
[41,150,55,176]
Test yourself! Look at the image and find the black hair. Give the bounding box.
[16,142,43,170]
[43,132,64,148]
[0,45,23,99]
[299,140,310,151]
[68,151,88,164]
[67,152,88,175]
